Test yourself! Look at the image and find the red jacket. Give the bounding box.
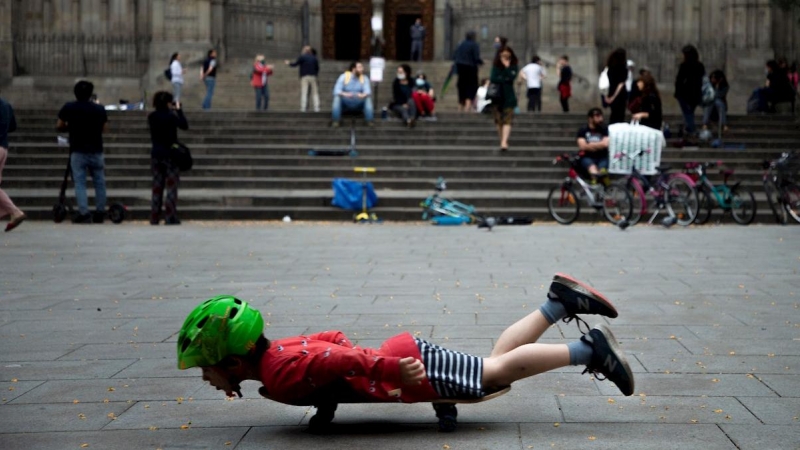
[259,331,440,405]
[251,62,273,88]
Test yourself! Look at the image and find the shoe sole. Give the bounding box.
[552,273,618,318]
[594,323,635,396]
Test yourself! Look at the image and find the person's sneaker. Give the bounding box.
[72,213,92,224]
[331,121,340,128]
[581,323,635,396]
[548,273,618,332]
[165,218,182,225]
[92,211,105,224]
[366,121,375,127]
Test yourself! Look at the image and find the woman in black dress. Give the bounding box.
[604,48,628,124]
[148,91,188,225]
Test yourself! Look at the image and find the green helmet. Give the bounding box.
[177,295,264,370]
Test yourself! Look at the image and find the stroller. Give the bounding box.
[53,151,127,224]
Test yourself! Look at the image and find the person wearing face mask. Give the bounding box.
[390,64,417,128]
[412,71,436,119]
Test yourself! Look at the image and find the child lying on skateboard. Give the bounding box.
[177,273,634,430]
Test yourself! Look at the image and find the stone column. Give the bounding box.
[373,0,384,54]
[434,0,446,60]
[0,0,12,83]
[308,0,322,54]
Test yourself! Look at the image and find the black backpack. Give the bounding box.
[164,68,172,81]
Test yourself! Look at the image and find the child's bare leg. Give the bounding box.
[490,310,552,357]
[483,343,571,388]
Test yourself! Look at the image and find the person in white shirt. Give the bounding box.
[169,53,186,102]
[475,78,492,113]
[520,56,547,112]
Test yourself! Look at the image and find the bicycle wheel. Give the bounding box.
[666,177,698,226]
[547,184,580,225]
[694,187,714,225]
[621,179,646,226]
[763,178,787,224]
[602,184,633,225]
[730,188,757,225]
[783,183,800,224]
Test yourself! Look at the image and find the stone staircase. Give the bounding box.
[4,109,799,223]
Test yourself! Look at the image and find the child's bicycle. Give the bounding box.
[421,178,496,229]
[762,151,800,224]
[686,161,757,225]
[546,153,633,226]
[612,149,698,227]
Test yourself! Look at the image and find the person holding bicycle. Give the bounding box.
[576,108,610,185]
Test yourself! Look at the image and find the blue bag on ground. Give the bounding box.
[331,178,378,210]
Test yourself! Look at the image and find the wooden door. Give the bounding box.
[322,0,374,61]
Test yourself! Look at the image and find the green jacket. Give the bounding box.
[490,65,519,109]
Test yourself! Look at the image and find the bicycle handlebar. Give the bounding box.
[613,149,652,161]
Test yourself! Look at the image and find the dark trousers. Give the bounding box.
[560,97,569,112]
[527,88,542,111]
[151,158,180,224]
[609,93,628,124]
[411,40,423,61]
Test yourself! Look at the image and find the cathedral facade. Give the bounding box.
[1,0,798,92]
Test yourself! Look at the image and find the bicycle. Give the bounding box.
[762,151,800,224]
[546,153,633,226]
[686,162,756,225]
[612,149,699,227]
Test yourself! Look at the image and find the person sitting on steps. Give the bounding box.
[331,61,374,128]
[177,273,635,427]
[577,108,610,186]
[389,64,417,128]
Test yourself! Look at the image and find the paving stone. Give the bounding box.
[734,397,800,425]
[0,402,132,433]
[0,360,136,382]
[0,380,45,404]
[755,374,800,398]
[677,337,800,357]
[0,342,84,362]
[595,373,778,397]
[720,424,800,449]
[520,423,737,450]
[0,427,250,450]
[559,395,759,424]
[58,343,175,360]
[10,378,206,404]
[111,359,196,379]
[635,354,800,375]
[105,399,307,429]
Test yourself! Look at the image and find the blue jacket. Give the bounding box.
[453,40,483,67]
[333,71,372,108]
[290,54,320,78]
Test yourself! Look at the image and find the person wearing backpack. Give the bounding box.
[167,53,186,102]
[148,92,188,225]
[702,70,729,133]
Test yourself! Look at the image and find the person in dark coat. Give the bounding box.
[453,31,483,112]
[490,46,519,152]
[674,45,705,135]
[148,92,188,225]
[702,70,729,132]
[631,73,663,131]
[604,48,629,124]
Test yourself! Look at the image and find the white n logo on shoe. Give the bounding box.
[604,355,618,372]
[577,296,591,311]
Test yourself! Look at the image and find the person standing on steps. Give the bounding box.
[57,81,109,224]
[453,31,483,112]
[169,53,186,103]
[410,18,426,62]
[201,49,218,110]
[285,46,320,112]
[520,55,546,112]
[148,92,188,226]
[0,95,25,232]
[251,55,273,111]
[556,55,573,113]
[491,46,519,152]
[605,48,629,124]
[674,45,705,136]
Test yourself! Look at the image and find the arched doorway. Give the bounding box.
[384,0,434,61]
[322,0,374,61]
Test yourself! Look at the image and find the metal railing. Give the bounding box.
[12,34,151,77]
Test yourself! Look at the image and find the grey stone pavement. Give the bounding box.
[0,222,798,450]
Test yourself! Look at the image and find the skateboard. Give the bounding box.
[258,385,510,432]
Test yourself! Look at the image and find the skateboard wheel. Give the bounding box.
[108,203,127,224]
[438,415,458,433]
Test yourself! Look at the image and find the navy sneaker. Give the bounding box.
[549,273,618,333]
[581,323,635,396]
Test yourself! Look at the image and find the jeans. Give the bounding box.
[703,99,727,126]
[70,152,106,216]
[202,77,216,109]
[391,100,417,122]
[411,40,423,61]
[172,82,183,102]
[332,96,374,122]
[255,85,270,110]
[526,88,542,111]
[300,75,320,112]
[678,99,697,134]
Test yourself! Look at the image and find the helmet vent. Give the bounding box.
[181,337,191,352]
[196,316,208,329]
[229,307,238,319]
[233,298,242,305]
